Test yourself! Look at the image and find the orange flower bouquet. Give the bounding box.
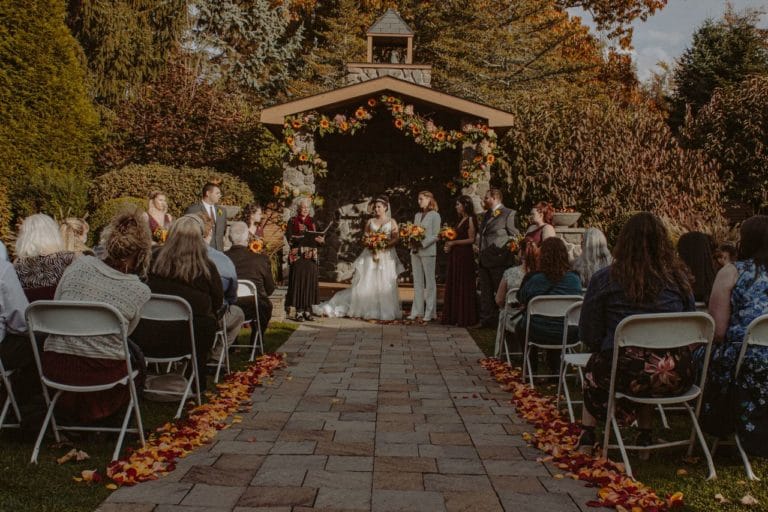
[362,231,389,262]
[507,233,525,254]
[438,224,457,241]
[399,222,425,244]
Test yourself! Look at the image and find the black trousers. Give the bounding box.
[478,264,506,327]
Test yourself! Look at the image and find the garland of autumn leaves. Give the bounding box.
[481,358,684,511]
[281,95,501,188]
[89,354,285,487]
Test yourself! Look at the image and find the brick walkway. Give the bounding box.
[99,318,594,512]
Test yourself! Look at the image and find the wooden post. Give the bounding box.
[367,36,373,63]
[406,36,413,64]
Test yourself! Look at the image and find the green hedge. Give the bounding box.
[90,164,255,217]
[0,186,13,254]
[89,197,147,243]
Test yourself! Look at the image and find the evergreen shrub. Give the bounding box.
[89,197,147,242]
[90,164,255,217]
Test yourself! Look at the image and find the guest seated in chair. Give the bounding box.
[226,222,275,345]
[515,237,582,374]
[133,215,223,391]
[14,214,78,301]
[0,258,40,408]
[576,212,695,456]
[42,209,152,423]
[197,213,245,360]
[700,215,768,456]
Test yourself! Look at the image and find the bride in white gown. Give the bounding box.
[314,195,404,320]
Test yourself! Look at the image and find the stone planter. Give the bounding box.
[552,212,581,227]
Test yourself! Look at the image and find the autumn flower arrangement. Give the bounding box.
[438,224,457,241]
[281,95,501,187]
[480,358,684,511]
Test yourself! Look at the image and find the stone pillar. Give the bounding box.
[281,130,318,278]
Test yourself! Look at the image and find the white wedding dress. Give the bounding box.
[314,219,404,321]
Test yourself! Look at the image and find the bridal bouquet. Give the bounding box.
[438,224,457,241]
[363,231,389,261]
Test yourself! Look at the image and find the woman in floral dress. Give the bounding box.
[700,215,768,456]
[576,212,696,454]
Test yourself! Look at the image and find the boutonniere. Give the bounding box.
[492,209,502,218]
[217,208,223,217]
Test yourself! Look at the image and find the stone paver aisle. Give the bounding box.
[101,318,594,512]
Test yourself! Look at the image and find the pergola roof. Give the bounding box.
[368,8,414,36]
[260,76,516,128]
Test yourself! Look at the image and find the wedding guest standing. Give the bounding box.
[185,182,227,250]
[14,214,77,301]
[524,201,556,245]
[408,191,440,322]
[285,198,324,322]
[477,188,519,327]
[240,203,265,241]
[142,190,174,244]
[442,195,477,327]
[59,217,92,255]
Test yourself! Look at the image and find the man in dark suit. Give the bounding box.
[477,188,519,328]
[225,222,275,344]
[185,182,227,250]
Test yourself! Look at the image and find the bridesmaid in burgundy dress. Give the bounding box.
[142,190,174,244]
[441,195,479,326]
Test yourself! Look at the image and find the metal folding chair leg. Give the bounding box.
[735,434,760,481]
[0,372,21,428]
[31,390,62,464]
[683,402,716,480]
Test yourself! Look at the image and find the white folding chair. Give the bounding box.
[139,294,202,419]
[494,287,522,364]
[522,295,584,387]
[0,344,21,430]
[602,312,716,480]
[26,301,145,463]
[555,301,587,422]
[695,301,707,312]
[230,280,264,361]
[712,313,768,481]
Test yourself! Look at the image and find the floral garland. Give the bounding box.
[282,95,501,187]
[481,358,684,511]
[103,354,286,486]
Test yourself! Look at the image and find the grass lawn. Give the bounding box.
[468,326,768,512]
[0,321,297,512]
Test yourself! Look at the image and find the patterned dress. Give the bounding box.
[700,260,768,456]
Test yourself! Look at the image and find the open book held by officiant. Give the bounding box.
[294,223,332,247]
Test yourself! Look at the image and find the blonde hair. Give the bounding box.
[15,214,65,258]
[418,191,438,212]
[103,208,153,277]
[60,217,90,252]
[151,215,211,283]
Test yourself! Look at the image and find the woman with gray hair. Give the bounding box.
[14,213,78,300]
[285,198,324,321]
[572,227,612,287]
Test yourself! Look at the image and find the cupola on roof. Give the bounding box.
[367,8,414,36]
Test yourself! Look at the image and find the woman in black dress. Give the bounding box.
[441,195,478,327]
[285,198,324,321]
